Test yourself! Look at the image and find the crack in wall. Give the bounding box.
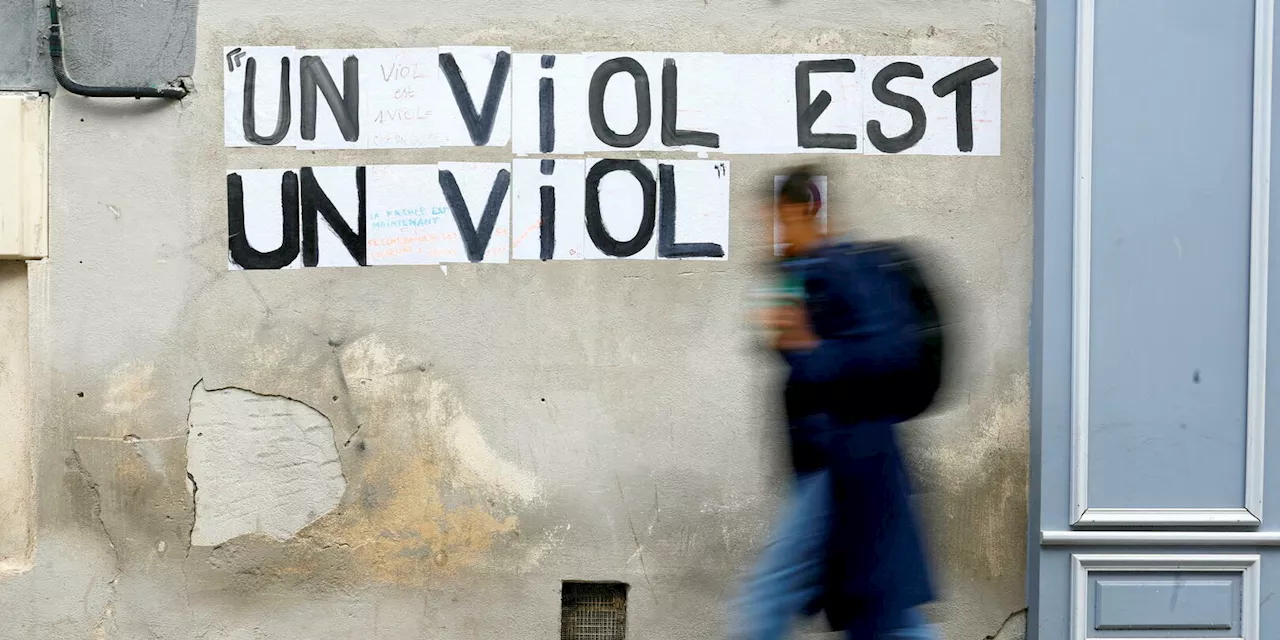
[69,449,119,564]
[982,607,1027,640]
[69,448,122,640]
[184,471,198,558]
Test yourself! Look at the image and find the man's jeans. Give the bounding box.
[733,470,939,640]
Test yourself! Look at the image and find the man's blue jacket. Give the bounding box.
[779,242,935,636]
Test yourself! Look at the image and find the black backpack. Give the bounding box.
[856,240,949,420]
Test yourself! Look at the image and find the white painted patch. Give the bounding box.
[431,384,540,502]
[339,336,540,503]
[186,384,346,546]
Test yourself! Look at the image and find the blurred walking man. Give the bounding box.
[735,167,940,640]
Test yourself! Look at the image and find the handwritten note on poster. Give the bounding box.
[361,48,440,149]
[365,165,447,266]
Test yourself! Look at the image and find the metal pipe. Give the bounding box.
[47,2,189,100]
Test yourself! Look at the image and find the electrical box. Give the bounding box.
[0,93,48,260]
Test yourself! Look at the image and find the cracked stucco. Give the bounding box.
[186,383,347,546]
[202,335,543,587]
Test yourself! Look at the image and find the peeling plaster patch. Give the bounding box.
[189,333,545,586]
[186,383,346,547]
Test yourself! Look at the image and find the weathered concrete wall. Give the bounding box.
[0,0,1032,638]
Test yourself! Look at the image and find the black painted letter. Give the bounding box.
[657,164,724,259]
[300,56,360,143]
[439,51,512,146]
[439,168,512,263]
[539,186,556,261]
[932,58,999,153]
[228,171,300,269]
[585,160,656,257]
[794,59,858,150]
[661,58,719,148]
[300,167,367,267]
[867,62,927,154]
[242,56,292,146]
[539,55,556,153]
[588,58,651,148]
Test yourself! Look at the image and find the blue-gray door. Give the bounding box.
[1032,0,1280,638]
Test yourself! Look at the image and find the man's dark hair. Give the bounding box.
[778,165,820,214]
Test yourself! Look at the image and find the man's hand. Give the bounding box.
[759,304,820,352]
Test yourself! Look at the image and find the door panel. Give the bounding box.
[1088,0,1255,515]
[1032,0,1280,638]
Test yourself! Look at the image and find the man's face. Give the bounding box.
[775,199,816,257]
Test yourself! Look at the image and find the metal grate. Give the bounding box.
[561,581,629,640]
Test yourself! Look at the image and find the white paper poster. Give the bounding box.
[512,159,587,260]
[365,164,447,266]
[223,46,1003,156]
[861,56,1001,156]
[303,166,365,267]
[224,46,300,148]
[717,55,801,154]
[793,54,864,155]
[229,160,735,268]
[512,53,586,155]
[581,52,664,152]
[436,46,513,148]
[661,160,730,260]
[437,162,512,263]
[227,168,301,269]
[295,50,366,150]
[656,53,726,153]
[361,48,440,149]
[584,158,659,260]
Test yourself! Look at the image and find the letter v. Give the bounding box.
[439,51,512,146]
[439,168,512,262]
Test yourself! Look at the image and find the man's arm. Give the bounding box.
[776,265,919,386]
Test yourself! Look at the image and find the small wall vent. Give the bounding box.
[561,580,628,640]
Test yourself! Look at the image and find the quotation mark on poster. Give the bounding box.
[226,48,246,72]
